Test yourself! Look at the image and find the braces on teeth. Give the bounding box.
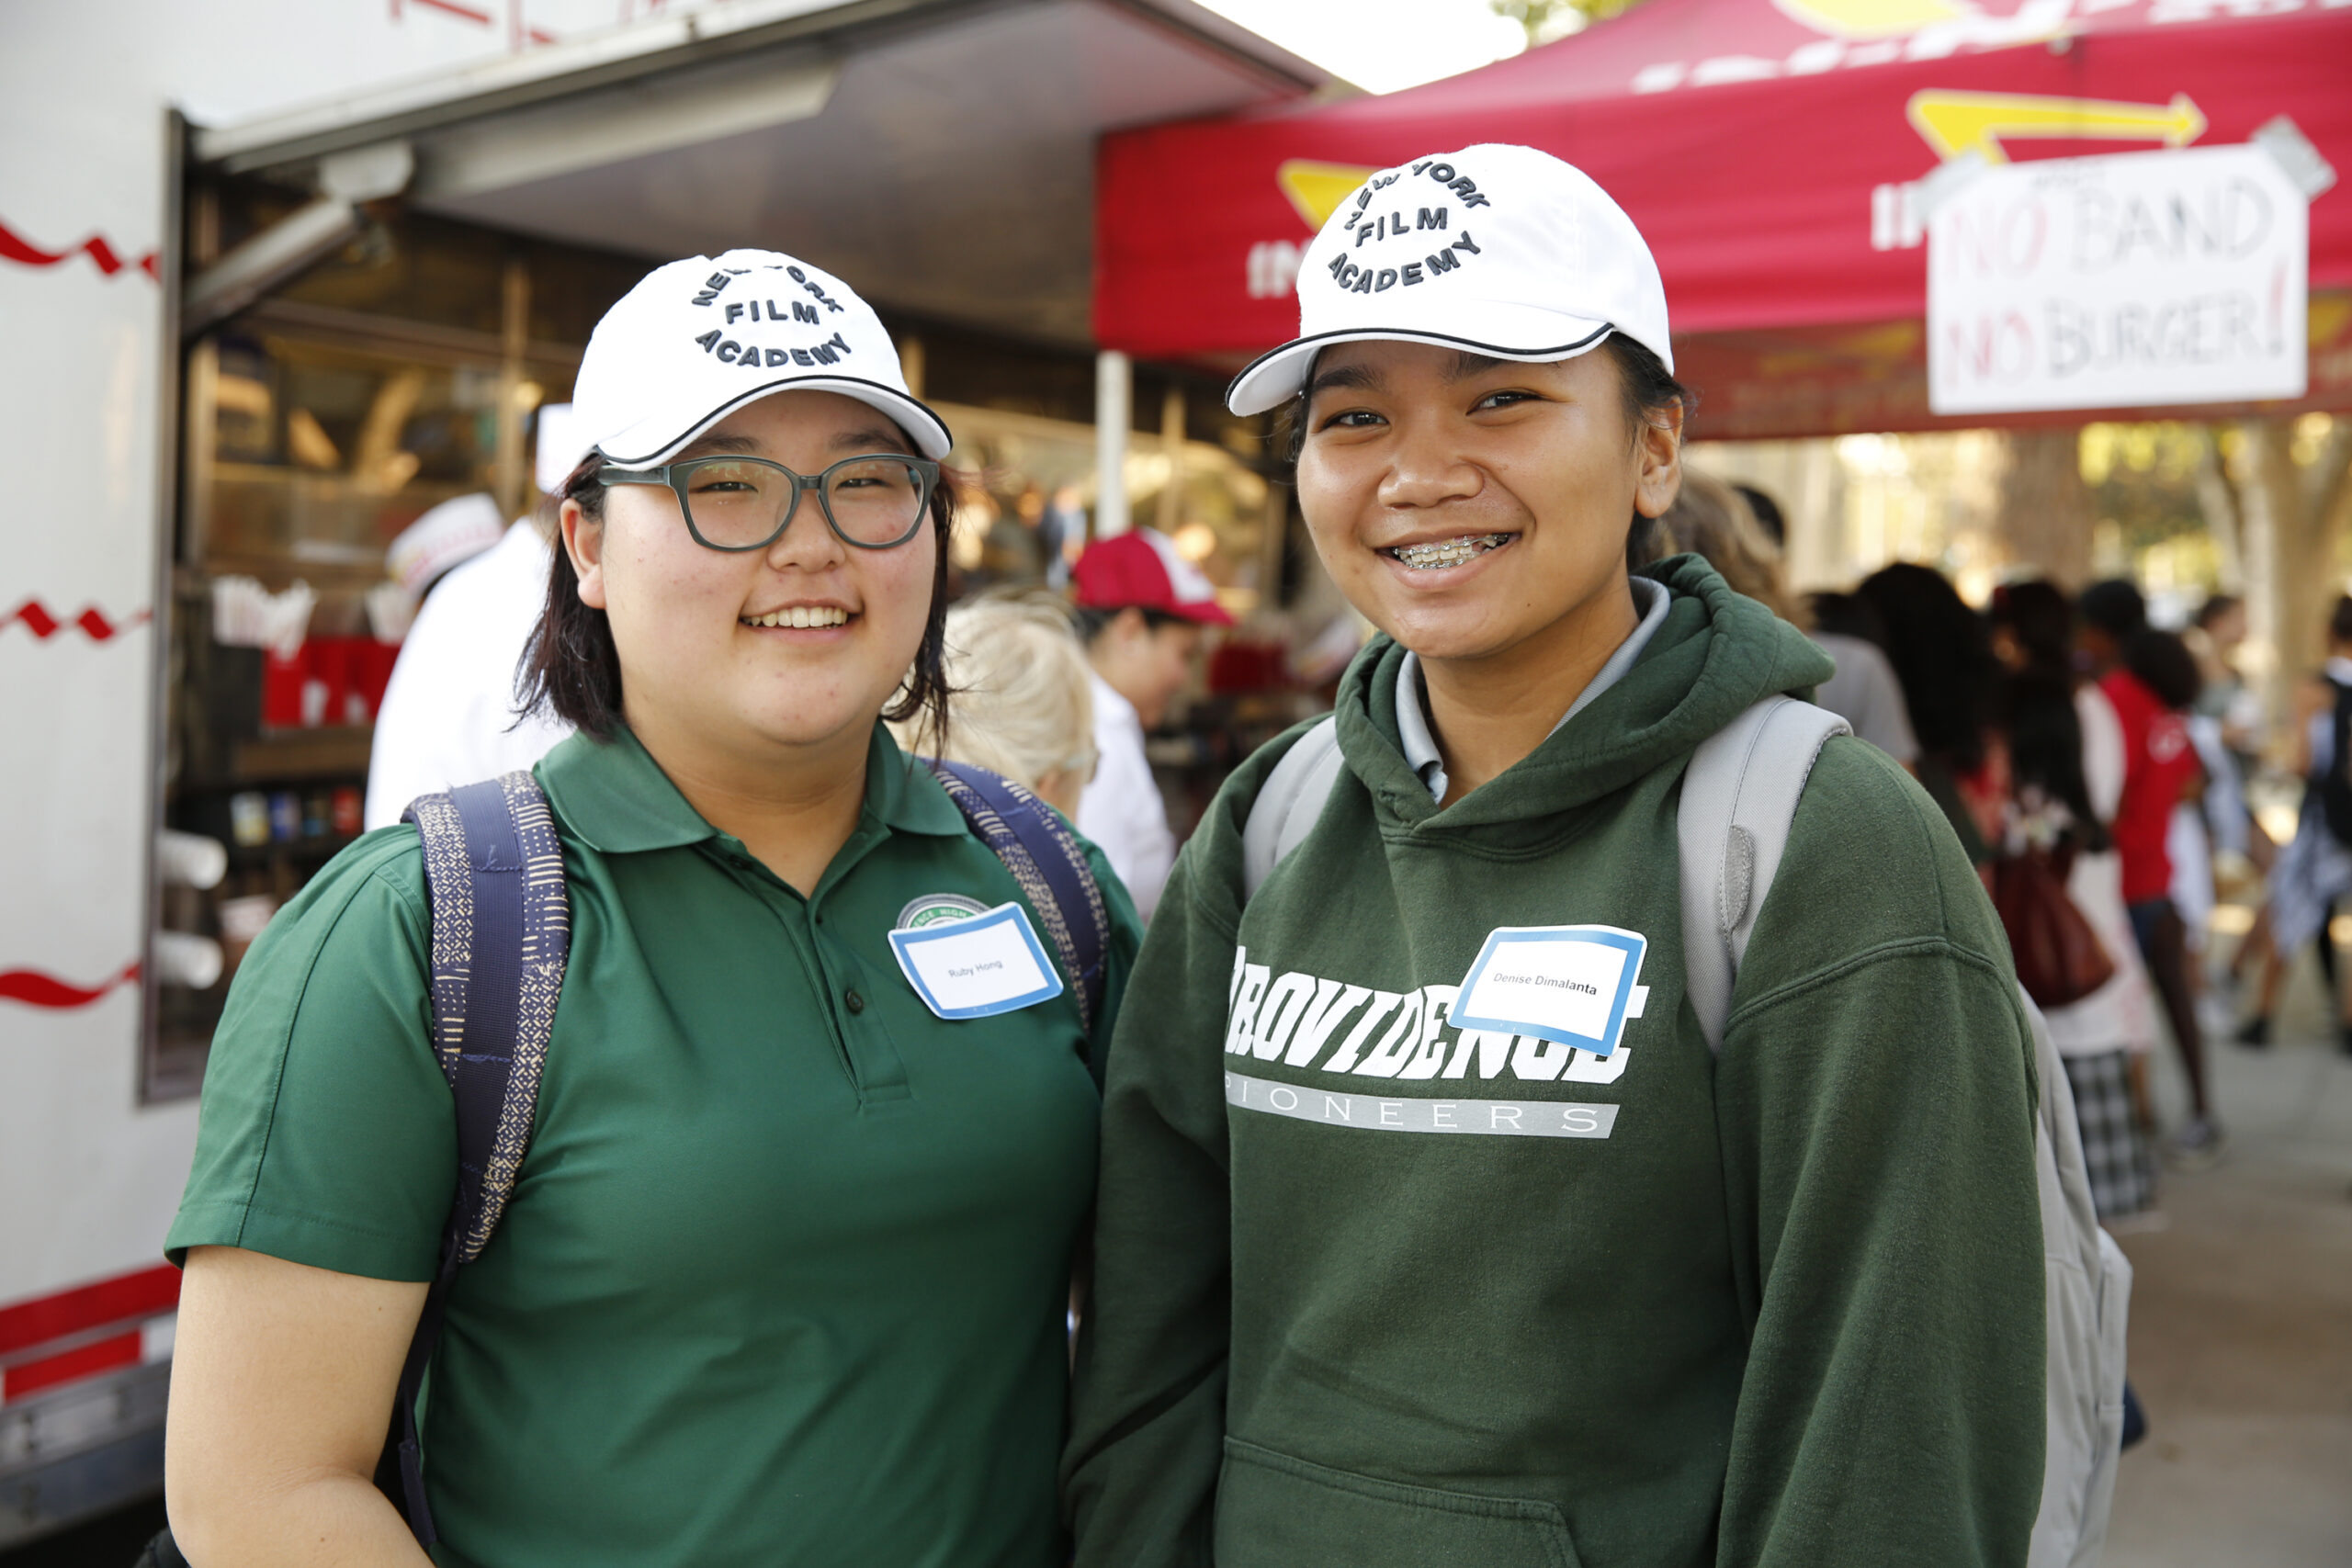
[1390,534,1511,570]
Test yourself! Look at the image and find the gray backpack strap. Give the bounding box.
[1677,697,1850,1053]
[2018,982,2132,1568]
[1241,716,1346,899]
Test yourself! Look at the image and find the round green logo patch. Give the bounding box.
[896,892,989,931]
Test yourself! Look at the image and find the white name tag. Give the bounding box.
[888,902,1063,1020]
[1451,924,1649,1059]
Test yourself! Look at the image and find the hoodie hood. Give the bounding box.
[1332,555,1835,830]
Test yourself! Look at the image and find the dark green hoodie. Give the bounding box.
[1065,558,2045,1568]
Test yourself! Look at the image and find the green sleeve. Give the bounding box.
[1077,835,1147,1094]
[1713,739,2045,1567]
[164,828,456,1281]
[1065,754,1272,1567]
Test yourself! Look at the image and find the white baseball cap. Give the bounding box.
[1226,144,1672,417]
[387,492,503,597]
[567,249,951,471]
[532,402,582,497]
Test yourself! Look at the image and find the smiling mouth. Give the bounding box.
[1384,534,1516,570]
[741,606,852,629]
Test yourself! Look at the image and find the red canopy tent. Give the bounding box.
[1095,0,2352,437]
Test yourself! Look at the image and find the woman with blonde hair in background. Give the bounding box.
[1637,468,1810,626]
[1639,469,1920,767]
[896,592,1101,821]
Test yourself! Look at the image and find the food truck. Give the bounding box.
[0,0,1334,1540]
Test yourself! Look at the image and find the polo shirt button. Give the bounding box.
[844,988,865,1014]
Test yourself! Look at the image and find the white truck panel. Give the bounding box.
[0,4,722,1542]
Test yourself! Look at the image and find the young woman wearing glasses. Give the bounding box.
[164,251,1139,1568]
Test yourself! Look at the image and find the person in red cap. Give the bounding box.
[1071,528,1231,919]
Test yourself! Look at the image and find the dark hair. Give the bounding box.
[520,447,958,742]
[2330,594,2352,647]
[2194,593,2241,631]
[1988,581,2107,852]
[1988,579,2075,677]
[1072,604,1198,645]
[1602,334,1694,570]
[1855,562,2000,774]
[1808,590,1888,649]
[1732,483,1785,548]
[2076,579,2147,642]
[2125,627,2201,711]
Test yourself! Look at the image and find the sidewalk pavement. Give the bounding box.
[2102,955,2352,1568]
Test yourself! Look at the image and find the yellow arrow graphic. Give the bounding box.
[1277,160,1378,230]
[1907,90,2207,164]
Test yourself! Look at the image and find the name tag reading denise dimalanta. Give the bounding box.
[1450,924,1650,1058]
[888,902,1064,1020]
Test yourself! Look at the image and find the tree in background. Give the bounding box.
[2207,417,2352,721]
[2019,417,2352,733]
[1996,430,2096,590]
[1491,0,1647,43]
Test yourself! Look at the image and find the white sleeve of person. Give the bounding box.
[1240,697,2128,1567]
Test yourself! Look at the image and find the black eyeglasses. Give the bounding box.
[598,454,939,552]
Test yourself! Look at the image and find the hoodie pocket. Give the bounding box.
[1214,1437,1580,1568]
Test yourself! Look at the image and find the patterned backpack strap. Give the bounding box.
[383,770,570,1545]
[927,759,1109,1032]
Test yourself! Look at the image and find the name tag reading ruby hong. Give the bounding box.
[888,903,1063,1020]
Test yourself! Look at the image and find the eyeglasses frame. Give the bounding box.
[596,452,942,552]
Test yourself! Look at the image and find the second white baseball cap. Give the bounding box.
[1226,144,1671,417]
[567,249,952,470]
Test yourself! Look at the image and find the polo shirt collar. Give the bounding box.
[1396,575,1669,805]
[867,726,971,838]
[538,721,967,854]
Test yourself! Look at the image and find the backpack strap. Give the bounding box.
[2320,674,2352,846]
[386,771,571,1545]
[1241,716,1345,900]
[1677,697,1849,1054]
[927,759,1110,1032]
[1234,699,1849,1055]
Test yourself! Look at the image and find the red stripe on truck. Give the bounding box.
[0,218,158,281]
[2,1332,142,1402]
[0,961,141,1009]
[0,1263,180,1358]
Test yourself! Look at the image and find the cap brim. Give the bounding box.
[1226,319,1615,417]
[596,376,955,464]
[1171,598,1234,626]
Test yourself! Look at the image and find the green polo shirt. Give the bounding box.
[167,724,1139,1568]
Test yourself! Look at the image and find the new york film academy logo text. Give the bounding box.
[688,264,854,371]
[1324,160,1496,297]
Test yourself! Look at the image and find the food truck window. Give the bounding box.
[144,193,627,1101]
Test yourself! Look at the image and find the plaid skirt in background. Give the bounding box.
[2063,1050,2155,1220]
